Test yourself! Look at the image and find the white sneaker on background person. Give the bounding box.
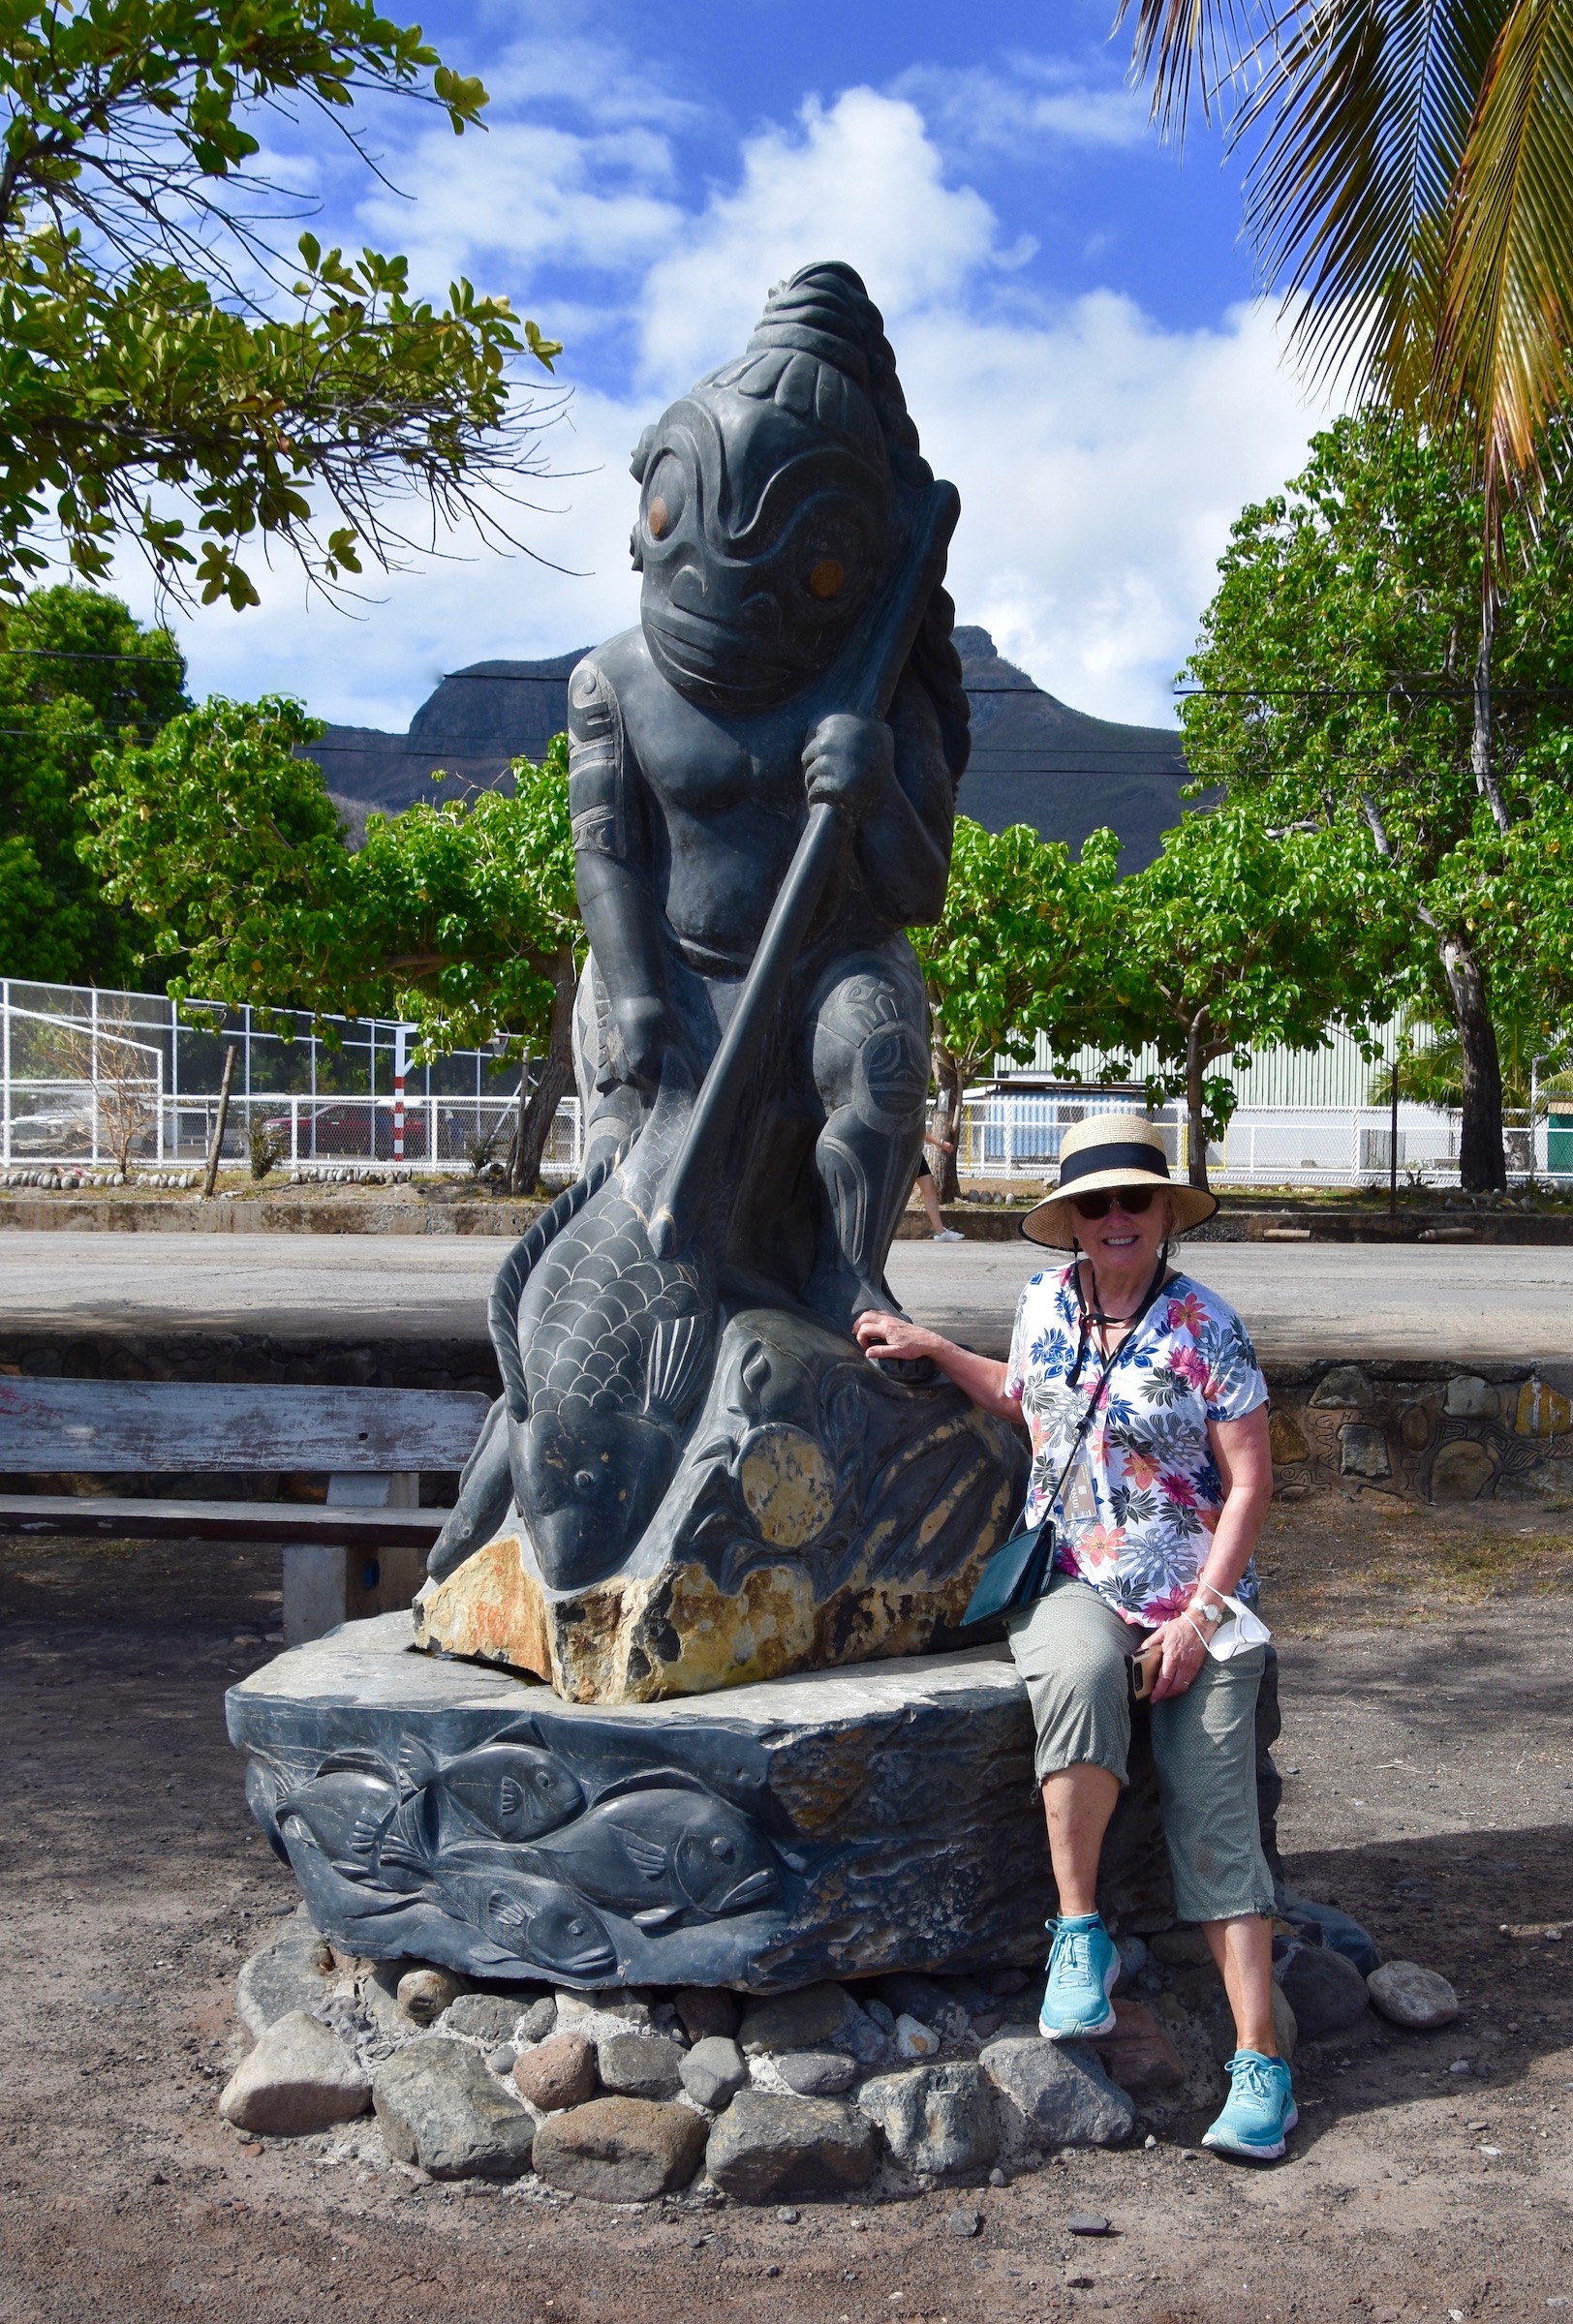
[933,1227,966,1242]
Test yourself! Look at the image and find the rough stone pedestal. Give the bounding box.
[227,1613,1055,1992]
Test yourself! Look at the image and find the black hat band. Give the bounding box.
[1057,1140,1172,1190]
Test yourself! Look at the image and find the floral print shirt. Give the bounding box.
[1005,1264,1268,1628]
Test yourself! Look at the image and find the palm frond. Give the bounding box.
[1242,0,1505,403]
[1115,0,1261,137]
[1437,0,1573,506]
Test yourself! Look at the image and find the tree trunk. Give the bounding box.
[930,1042,964,1204]
[1471,585,1511,837]
[1185,1012,1212,1195]
[1440,935,1506,1192]
[509,947,577,1196]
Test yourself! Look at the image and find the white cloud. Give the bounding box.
[636,90,998,395]
[895,53,1151,157]
[106,70,1333,736]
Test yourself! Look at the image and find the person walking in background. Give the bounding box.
[916,1132,964,1242]
[855,1114,1292,2163]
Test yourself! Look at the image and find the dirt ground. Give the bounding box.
[3,1495,1573,2324]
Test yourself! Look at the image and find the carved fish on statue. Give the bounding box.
[522,1778,781,1926]
[489,1098,716,1594]
[275,1766,399,1881]
[425,1845,620,1979]
[398,1737,587,1845]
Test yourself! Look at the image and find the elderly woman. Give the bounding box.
[854,1113,1292,2162]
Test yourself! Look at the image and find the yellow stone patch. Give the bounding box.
[1268,1410,1311,1466]
[1515,1378,1573,1438]
[735,1424,835,1547]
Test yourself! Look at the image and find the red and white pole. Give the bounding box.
[393,1022,408,1163]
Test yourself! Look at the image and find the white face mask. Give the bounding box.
[1206,1596,1272,1659]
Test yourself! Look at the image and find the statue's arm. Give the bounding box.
[803,672,952,927]
[568,657,677,1088]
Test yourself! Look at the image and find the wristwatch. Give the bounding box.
[1191,1596,1224,1628]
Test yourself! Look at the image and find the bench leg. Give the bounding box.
[282,1543,350,1647]
[282,1473,424,1645]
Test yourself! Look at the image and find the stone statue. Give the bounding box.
[417,263,1026,1701]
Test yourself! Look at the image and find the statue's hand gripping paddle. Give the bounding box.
[646,480,961,1263]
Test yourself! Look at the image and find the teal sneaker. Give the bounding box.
[1203,2050,1298,2161]
[1038,1913,1119,2039]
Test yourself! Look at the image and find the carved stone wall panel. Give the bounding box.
[228,1615,1056,1990]
[1271,1361,1573,1507]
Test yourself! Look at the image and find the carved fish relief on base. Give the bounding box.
[242,1720,795,1984]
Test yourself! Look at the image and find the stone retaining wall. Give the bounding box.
[1266,1361,1573,1505]
[3,1329,1569,1509]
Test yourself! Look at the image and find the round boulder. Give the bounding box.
[1276,1944,1370,2041]
[532,2097,708,2202]
[705,2091,879,2202]
[1367,1960,1460,2031]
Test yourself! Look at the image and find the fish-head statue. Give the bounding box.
[512,1397,677,1593]
[629,260,926,717]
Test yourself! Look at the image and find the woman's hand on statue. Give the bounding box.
[1145,1612,1209,1702]
[853,1309,934,1364]
[803,715,894,821]
[605,994,680,1088]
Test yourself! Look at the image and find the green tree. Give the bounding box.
[1093,803,1393,1194]
[352,750,580,1189]
[0,1,561,607]
[910,817,1118,1201]
[81,704,582,1185]
[0,582,186,981]
[1183,411,1573,1188]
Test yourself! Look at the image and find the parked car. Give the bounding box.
[261,1102,473,1163]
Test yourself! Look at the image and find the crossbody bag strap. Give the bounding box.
[1041,1249,1173,1523]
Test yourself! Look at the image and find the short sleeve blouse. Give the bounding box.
[1005,1263,1269,1628]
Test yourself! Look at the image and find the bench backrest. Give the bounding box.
[0,1378,492,1473]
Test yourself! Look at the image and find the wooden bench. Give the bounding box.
[0,1376,491,1643]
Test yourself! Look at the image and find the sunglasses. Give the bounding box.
[1070,1184,1158,1221]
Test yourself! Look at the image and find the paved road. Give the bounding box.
[1,1230,1570,1361]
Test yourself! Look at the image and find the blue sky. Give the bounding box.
[108,0,1335,732]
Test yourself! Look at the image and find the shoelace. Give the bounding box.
[1048,1924,1095,1989]
[1229,2053,1283,2105]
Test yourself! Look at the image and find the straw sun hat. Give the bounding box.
[1021,1111,1218,1250]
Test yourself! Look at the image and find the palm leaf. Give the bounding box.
[1437,0,1573,502]
[1117,0,1261,135]
[1242,0,1505,406]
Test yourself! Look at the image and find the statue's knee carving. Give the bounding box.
[807,958,930,1316]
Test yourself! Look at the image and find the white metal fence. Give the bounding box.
[0,978,584,1180]
[953,1091,1559,1187]
[1,979,1562,1192]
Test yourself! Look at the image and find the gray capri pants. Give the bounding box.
[1007,1572,1274,1925]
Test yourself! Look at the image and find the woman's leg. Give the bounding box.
[1203,1912,1278,2056]
[917,1170,944,1233]
[1150,1643,1296,2157]
[1041,1764,1121,1915]
[1008,1577,1135,2034]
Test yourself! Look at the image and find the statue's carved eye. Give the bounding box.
[574,1468,597,1493]
[809,558,845,600]
[644,453,685,540]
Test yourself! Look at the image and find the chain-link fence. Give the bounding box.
[0,979,583,1180]
[953,1090,1553,1188]
[1,979,1558,1192]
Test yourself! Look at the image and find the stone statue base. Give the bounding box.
[415,1308,1027,1704]
[227,1612,1056,1992]
[227,1618,1284,1996]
